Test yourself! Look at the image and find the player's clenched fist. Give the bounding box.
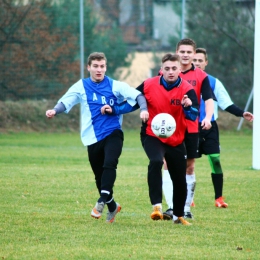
[140,110,149,123]
[46,109,56,118]
[100,105,112,115]
[181,95,192,107]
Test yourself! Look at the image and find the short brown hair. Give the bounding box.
[176,38,196,51]
[161,53,180,63]
[196,48,208,60]
[87,52,107,66]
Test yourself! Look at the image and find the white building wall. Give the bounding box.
[153,2,180,47]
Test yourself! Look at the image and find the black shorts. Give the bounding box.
[184,132,199,159]
[198,121,220,157]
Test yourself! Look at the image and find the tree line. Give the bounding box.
[0,0,255,109]
[0,0,128,101]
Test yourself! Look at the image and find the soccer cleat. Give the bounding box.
[163,208,173,220]
[191,201,195,207]
[174,217,192,226]
[91,202,105,219]
[151,205,163,220]
[184,211,194,219]
[106,203,121,223]
[215,197,228,208]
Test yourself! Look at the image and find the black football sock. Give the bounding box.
[98,193,109,204]
[106,198,117,212]
[211,173,223,199]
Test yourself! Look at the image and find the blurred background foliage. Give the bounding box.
[0,0,255,110]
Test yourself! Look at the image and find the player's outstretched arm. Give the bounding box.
[101,101,137,115]
[136,94,149,122]
[46,102,66,118]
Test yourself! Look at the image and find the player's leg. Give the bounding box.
[89,129,124,219]
[184,132,199,219]
[185,158,196,218]
[202,121,228,207]
[208,154,228,207]
[88,140,106,218]
[162,159,174,220]
[166,143,191,226]
[102,129,124,213]
[142,134,165,220]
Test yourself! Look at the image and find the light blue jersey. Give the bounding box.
[199,74,233,122]
[58,76,140,146]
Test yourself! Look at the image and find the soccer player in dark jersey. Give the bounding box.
[162,39,215,220]
[193,47,253,207]
[102,53,199,225]
[46,52,149,223]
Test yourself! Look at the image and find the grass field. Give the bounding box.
[0,130,259,260]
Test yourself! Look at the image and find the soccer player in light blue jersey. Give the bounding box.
[193,48,253,208]
[46,52,149,223]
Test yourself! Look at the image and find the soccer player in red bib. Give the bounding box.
[162,39,215,220]
[138,53,199,225]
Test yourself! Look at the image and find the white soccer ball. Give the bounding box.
[151,113,176,138]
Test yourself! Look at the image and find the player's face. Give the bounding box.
[87,59,107,82]
[161,60,181,84]
[176,45,195,67]
[193,53,208,71]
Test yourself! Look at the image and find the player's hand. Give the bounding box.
[243,112,254,122]
[140,111,149,122]
[101,105,112,115]
[46,109,56,118]
[181,95,192,107]
[201,118,212,130]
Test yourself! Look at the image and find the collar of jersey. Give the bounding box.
[181,63,196,74]
[160,76,182,90]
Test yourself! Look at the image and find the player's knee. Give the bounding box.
[208,154,222,173]
[149,158,163,171]
[186,159,195,174]
[104,158,119,169]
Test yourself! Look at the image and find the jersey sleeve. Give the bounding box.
[112,101,139,115]
[112,80,141,106]
[201,76,217,101]
[214,78,233,110]
[136,82,145,94]
[186,89,199,110]
[58,80,83,113]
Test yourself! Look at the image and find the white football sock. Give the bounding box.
[173,215,178,221]
[153,203,162,209]
[184,173,196,212]
[162,170,173,209]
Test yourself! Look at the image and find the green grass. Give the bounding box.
[0,130,259,260]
